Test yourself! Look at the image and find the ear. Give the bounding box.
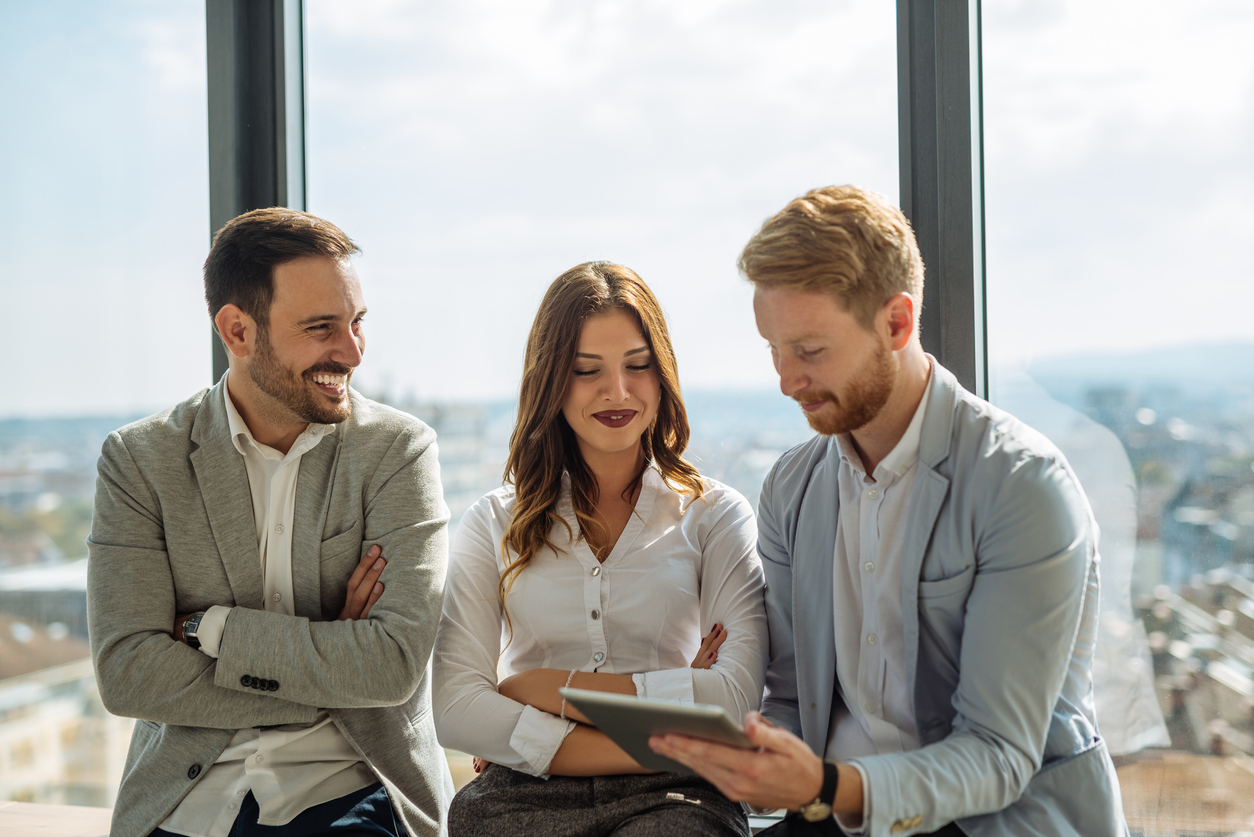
[213,304,257,360]
[880,293,916,351]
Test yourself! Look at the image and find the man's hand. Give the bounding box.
[337,544,387,621]
[650,711,847,812]
[690,624,726,669]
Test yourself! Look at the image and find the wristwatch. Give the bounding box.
[799,761,840,822]
[183,612,206,650]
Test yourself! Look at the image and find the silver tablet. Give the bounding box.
[559,687,754,775]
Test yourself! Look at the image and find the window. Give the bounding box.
[985,0,1254,825]
[0,0,208,807]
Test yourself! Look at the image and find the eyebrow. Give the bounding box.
[575,346,651,360]
[296,308,367,327]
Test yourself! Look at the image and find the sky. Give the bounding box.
[1,0,1251,416]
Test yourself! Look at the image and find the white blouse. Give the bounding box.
[433,466,768,777]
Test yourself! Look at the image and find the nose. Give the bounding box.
[775,355,808,398]
[603,369,629,402]
[333,324,365,368]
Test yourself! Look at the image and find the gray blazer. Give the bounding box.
[87,380,453,837]
[759,361,1127,837]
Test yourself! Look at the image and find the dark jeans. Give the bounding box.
[450,764,751,837]
[150,782,399,837]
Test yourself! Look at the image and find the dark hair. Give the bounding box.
[499,262,703,637]
[203,207,360,328]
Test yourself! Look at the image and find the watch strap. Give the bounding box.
[819,760,840,807]
[799,760,840,821]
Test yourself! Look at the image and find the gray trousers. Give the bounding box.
[449,765,751,837]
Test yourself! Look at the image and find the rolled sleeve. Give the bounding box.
[510,705,578,776]
[633,668,695,703]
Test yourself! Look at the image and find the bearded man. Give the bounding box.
[650,186,1127,836]
[87,208,452,837]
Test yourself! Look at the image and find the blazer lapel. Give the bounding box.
[901,358,957,692]
[190,381,264,610]
[291,429,341,620]
[796,443,840,748]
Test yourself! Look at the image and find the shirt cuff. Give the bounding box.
[196,605,231,659]
[509,704,576,776]
[632,668,694,703]
[835,762,871,835]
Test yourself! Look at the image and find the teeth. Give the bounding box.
[311,373,346,387]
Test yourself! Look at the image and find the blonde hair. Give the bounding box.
[738,185,924,329]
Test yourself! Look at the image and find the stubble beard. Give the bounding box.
[249,325,353,426]
[798,340,895,437]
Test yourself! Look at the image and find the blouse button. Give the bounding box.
[591,610,601,620]
[593,651,605,663]
[591,566,601,577]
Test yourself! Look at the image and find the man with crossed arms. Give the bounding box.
[652,186,1127,836]
[88,208,452,837]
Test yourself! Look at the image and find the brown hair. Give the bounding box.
[499,262,703,632]
[203,207,360,328]
[738,185,924,329]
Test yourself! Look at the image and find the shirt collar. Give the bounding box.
[831,361,934,479]
[222,371,335,461]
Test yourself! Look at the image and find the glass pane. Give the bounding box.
[0,0,208,807]
[985,1,1254,831]
[306,0,898,521]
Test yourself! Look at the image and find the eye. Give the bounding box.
[797,346,824,360]
[572,368,598,378]
[627,362,653,372]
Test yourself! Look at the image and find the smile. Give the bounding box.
[593,410,638,428]
[309,371,348,396]
[798,399,829,413]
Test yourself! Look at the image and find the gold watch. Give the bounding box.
[799,761,840,822]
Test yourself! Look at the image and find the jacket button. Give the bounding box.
[268,680,279,691]
[240,675,251,687]
[187,764,201,780]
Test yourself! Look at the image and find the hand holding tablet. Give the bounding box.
[559,687,755,775]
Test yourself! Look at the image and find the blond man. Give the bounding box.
[652,186,1127,837]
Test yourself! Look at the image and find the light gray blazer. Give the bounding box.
[87,380,453,837]
[759,361,1128,837]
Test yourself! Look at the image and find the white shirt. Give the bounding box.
[825,367,932,834]
[433,466,768,777]
[160,377,376,837]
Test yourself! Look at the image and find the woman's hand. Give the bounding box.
[690,624,726,669]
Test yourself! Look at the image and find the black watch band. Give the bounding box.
[799,761,840,822]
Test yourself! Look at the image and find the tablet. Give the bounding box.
[559,687,754,775]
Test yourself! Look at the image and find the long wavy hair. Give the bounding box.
[499,262,704,635]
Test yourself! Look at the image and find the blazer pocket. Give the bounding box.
[918,563,975,600]
[319,520,364,563]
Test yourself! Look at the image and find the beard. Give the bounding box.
[796,340,894,436]
[249,326,354,425]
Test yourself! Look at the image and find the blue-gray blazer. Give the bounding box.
[758,361,1128,836]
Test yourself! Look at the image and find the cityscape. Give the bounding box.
[2,343,1253,834]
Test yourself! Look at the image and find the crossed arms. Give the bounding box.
[87,420,448,730]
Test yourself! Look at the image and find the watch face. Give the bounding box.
[801,802,832,822]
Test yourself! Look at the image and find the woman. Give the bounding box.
[432,262,768,836]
